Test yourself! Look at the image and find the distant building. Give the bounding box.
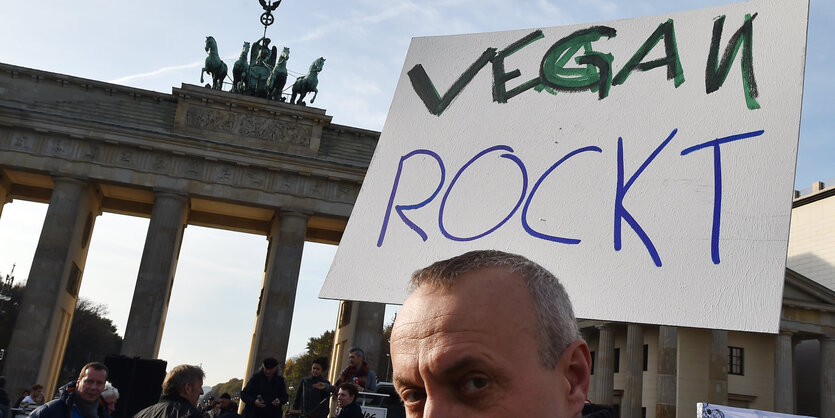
[580,180,835,418]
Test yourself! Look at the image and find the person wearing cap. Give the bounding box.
[240,359,287,418]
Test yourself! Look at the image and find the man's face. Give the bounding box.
[348,352,362,368]
[103,394,117,414]
[390,267,589,418]
[76,368,107,403]
[336,389,354,408]
[263,366,278,379]
[311,363,323,377]
[219,398,231,409]
[182,379,204,407]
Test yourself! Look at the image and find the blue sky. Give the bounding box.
[1,0,832,386]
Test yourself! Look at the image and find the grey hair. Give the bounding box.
[101,382,119,399]
[410,250,580,369]
[162,365,205,397]
[348,347,365,359]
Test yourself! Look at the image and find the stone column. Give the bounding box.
[121,192,188,358]
[590,324,615,405]
[4,177,101,397]
[623,324,643,418]
[774,331,795,413]
[819,336,833,418]
[708,330,728,404]
[353,302,386,373]
[656,326,677,418]
[244,210,309,379]
[0,170,10,218]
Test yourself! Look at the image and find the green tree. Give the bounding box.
[283,330,334,405]
[1,286,122,386]
[55,298,123,388]
[205,378,243,400]
[0,284,24,373]
[378,316,394,383]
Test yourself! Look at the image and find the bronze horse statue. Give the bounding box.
[291,57,325,105]
[267,47,290,101]
[232,41,250,93]
[201,36,227,90]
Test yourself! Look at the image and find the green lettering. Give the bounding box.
[613,19,685,88]
[492,30,545,103]
[705,13,759,110]
[539,26,617,99]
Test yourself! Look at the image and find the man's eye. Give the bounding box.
[461,377,489,393]
[401,389,426,405]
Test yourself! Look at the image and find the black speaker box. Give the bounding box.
[104,355,167,418]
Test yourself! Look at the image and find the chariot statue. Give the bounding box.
[198,0,324,105]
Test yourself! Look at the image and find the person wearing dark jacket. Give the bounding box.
[29,362,110,418]
[334,383,362,418]
[289,357,330,418]
[0,376,10,418]
[133,365,205,418]
[240,359,287,418]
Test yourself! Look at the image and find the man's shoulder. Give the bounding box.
[134,397,199,418]
[30,399,68,418]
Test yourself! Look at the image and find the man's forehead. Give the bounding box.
[82,368,107,380]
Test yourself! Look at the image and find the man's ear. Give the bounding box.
[558,339,592,416]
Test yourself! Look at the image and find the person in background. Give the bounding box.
[334,348,376,393]
[100,383,119,415]
[289,357,330,418]
[18,386,44,418]
[13,391,29,410]
[132,364,205,418]
[0,376,10,418]
[240,358,287,418]
[215,394,238,418]
[334,384,362,418]
[201,399,220,418]
[28,363,110,418]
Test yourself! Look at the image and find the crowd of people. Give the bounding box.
[1,249,610,418]
[0,345,377,418]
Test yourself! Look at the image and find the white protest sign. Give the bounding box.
[320,0,808,333]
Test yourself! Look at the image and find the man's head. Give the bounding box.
[347,348,364,368]
[262,357,279,379]
[390,250,591,418]
[162,364,205,407]
[311,356,328,377]
[219,393,232,410]
[76,363,109,403]
[336,383,358,408]
[101,382,119,414]
[30,384,43,399]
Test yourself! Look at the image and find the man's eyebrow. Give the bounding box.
[392,373,416,391]
[438,356,490,378]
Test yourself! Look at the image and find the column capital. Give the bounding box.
[596,323,614,331]
[278,208,312,219]
[51,175,88,187]
[820,335,835,343]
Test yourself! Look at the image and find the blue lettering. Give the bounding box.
[439,145,528,241]
[614,129,678,267]
[522,145,603,244]
[377,149,446,247]
[680,129,764,264]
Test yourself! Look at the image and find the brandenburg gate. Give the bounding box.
[0,61,381,396]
